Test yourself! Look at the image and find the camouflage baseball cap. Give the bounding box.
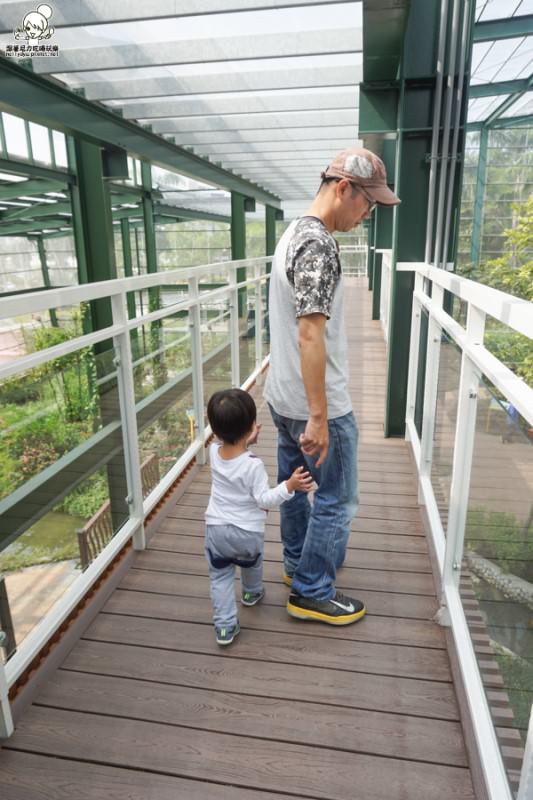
[322,147,400,206]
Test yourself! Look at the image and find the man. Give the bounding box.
[264,147,400,625]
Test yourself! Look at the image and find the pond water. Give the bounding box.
[0,510,84,573]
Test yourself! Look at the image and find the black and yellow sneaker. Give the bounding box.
[287,591,366,625]
[282,573,293,587]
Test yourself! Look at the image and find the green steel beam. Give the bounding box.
[0,56,281,208]
[231,191,247,316]
[1,199,71,221]
[141,159,166,387]
[155,203,231,224]
[75,138,128,529]
[484,73,533,127]
[265,205,277,258]
[469,78,530,98]
[36,235,59,326]
[473,14,533,43]
[120,217,138,353]
[363,0,411,82]
[491,113,533,129]
[470,125,488,266]
[74,139,117,330]
[0,156,75,183]
[0,178,65,201]
[0,217,69,236]
[375,0,439,437]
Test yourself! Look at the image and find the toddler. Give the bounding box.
[205,388,312,645]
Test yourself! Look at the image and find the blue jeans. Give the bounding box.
[269,406,359,601]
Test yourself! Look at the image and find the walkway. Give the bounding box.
[0,279,476,799]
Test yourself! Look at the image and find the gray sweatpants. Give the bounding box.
[205,523,264,628]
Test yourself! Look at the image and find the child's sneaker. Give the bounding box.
[241,588,265,606]
[215,622,240,645]
[283,573,293,587]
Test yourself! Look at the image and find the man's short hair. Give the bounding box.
[207,388,257,444]
[317,175,357,197]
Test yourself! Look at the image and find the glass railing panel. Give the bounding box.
[0,340,131,657]
[431,330,462,532]
[461,377,533,793]
[135,323,195,483]
[414,306,429,440]
[130,316,192,405]
[202,297,232,410]
[239,284,257,385]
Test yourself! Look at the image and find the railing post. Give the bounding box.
[405,271,424,441]
[229,266,240,388]
[0,659,14,738]
[441,303,485,597]
[417,283,444,503]
[111,292,145,552]
[518,705,533,800]
[188,276,206,466]
[255,264,263,369]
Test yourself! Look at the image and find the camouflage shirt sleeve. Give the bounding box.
[286,217,341,319]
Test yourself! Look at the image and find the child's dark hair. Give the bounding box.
[207,389,256,445]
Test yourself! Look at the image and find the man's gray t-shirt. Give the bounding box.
[263,216,351,421]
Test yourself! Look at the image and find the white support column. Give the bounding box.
[111,293,145,552]
[229,266,240,388]
[188,276,206,466]
[441,303,485,597]
[0,659,14,738]
[405,271,425,444]
[417,283,444,503]
[518,705,533,800]
[254,266,263,370]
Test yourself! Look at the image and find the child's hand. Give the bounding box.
[246,422,262,446]
[286,466,315,493]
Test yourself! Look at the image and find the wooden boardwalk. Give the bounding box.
[0,279,476,799]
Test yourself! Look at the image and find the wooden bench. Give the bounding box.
[77,454,160,571]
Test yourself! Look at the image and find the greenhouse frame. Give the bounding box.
[0,1,532,799]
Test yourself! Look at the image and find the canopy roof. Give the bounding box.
[0,0,531,218]
[469,0,533,126]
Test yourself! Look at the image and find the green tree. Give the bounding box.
[461,196,533,386]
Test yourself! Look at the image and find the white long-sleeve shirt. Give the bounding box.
[205,442,294,532]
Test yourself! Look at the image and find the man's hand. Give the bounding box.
[299,417,329,467]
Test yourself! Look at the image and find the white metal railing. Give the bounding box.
[397,260,533,800]
[0,256,272,737]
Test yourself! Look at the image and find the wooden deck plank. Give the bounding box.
[166,502,425,523]
[156,518,429,551]
[105,588,445,649]
[87,612,452,681]
[120,568,439,620]
[132,550,437,595]
[0,750,300,800]
[3,707,475,800]
[148,533,433,572]
[35,669,468,766]
[62,638,460,720]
